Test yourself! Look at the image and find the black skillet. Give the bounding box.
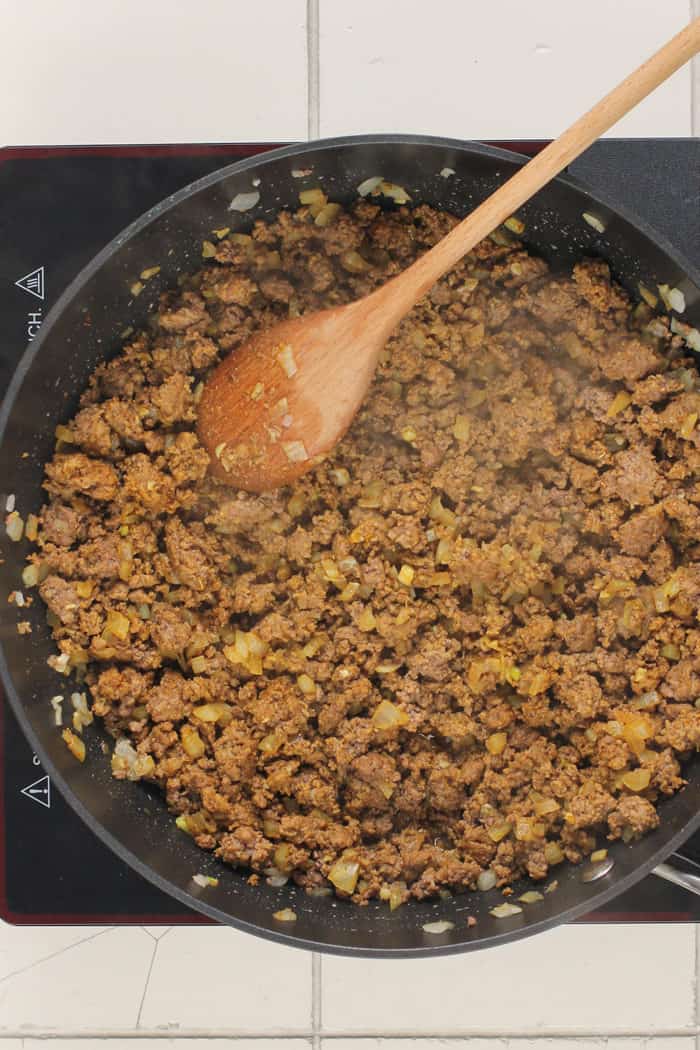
[1,135,700,956]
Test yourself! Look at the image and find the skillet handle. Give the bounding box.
[653,858,700,896]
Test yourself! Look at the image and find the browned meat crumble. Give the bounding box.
[26,196,700,905]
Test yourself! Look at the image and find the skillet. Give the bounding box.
[1,134,700,955]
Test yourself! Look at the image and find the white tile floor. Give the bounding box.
[0,0,698,144]
[1,0,700,1046]
[0,922,698,1043]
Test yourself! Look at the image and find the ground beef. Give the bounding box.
[27,196,700,907]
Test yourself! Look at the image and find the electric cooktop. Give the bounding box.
[1,139,699,923]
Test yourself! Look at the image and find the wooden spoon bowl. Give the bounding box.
[198,298,390,491]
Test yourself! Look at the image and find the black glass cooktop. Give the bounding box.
[1,140,699,924]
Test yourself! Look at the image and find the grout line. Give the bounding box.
[0,927,112,986]
[311,951,322,1048]
[135,937,159,1028]
[317,1034,700,1042]
[0,1035,314,1042]
[306,0,320,138]
[2,1029,700,1040]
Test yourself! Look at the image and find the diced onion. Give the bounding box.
[519,890,544,904]
[299,187,326,207]
[638,283,658,308]
[277,344,298,377]
[486,732,507,756]
[375,661,400,675]
[439,167,455,178]
[297,673,316,696]
[193,702,233,723]
[71,691,93,732]
[340,250,371,274]
[453,415,470,441]
[670,317,700,352]
[658,283,686,313]
[490,902,522,918]
[103,610,130,642]
[229,191,260,212]
[181,725,206,758]
[357,176,383,197]
[533,797,559,817]
[5,511,24,541]
[112,738,155,780]
[607,391,631,418]
[398,564,414,586]
[377,181,411,204]
[21,563,39,588]
[544,842,565,865]
[477,869,497,891]
[372,700,409,729]
[192,873,219,888]
[488,822,512,843]
[62,728,86,763]
[621,768,651,791]
[25,513,39,541]
[582,212,606,233]
[282,440,308,463]
[53,652,70,674]
[680,412,698,440]
[422,920,454,934]
[273,908,297,921]
[314,203,342,227]
[50,695,64,726]
[504,216,525,234]
[328,857,359,894]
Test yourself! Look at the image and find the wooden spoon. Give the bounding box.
[198,18,700,492]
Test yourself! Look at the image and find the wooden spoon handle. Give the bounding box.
[375,16,700,316]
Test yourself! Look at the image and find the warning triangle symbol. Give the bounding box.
[15,266,45,300]
[21,774,51,809]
